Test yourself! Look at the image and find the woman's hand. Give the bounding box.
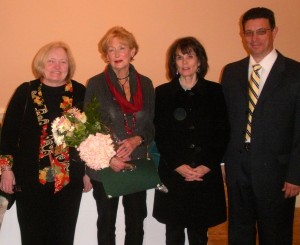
[191,165,210,180]
[109,156,133,172]
[175,164,204,181]
[0,170,16,194]
[82,174,93,192]
[116,136,142,159]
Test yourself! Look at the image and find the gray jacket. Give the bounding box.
[84,64,155,180]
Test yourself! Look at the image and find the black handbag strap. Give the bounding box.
[22,81,31,124]
[17,81,31,147]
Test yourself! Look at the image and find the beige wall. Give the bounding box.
[2,2,300,206]
[1,0,300,112]
[0,2,300,242]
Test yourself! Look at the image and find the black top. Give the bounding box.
[0,79,86,186]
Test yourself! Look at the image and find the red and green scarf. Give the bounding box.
[105,67,143,134]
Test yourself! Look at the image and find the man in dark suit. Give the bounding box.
[221,7,300,245]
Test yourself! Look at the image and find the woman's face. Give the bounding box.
[42,47,69,86]
[106,37,136,74]
[175,49,200,79]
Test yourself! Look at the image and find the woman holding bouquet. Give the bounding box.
[84,26,155,245]
[0,41,92,245]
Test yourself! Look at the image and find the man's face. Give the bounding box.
[243,18,278,62]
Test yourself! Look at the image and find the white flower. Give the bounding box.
[51,102,114,170]
[52,116,72,146]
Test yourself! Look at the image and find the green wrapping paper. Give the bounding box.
[94,158,161,198]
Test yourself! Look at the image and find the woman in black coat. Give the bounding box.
[153,37,229,245]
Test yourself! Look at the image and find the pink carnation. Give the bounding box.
[77,133,116,170]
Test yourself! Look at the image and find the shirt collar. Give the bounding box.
[249,49,278,71]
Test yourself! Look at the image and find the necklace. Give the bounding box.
[105,67,143,135]
[117,74,129,80]
[119,77,128,86]
[123,113,137,135]
[118,77,129,93]
[179,77,198,90]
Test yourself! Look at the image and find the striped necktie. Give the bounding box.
[245,64,262,142]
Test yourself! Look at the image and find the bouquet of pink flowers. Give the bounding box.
[51,98,116,170]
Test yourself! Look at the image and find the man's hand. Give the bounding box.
[282,182,300,198]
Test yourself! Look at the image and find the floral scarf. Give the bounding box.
[31,81,73,193]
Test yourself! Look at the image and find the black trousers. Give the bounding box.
[166,223,208,245]
[227,150,295,245]
[91,180,147,245]
[16,181,83,245]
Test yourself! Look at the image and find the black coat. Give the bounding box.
[152,77,229,227]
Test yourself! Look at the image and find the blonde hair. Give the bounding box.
[32,41,76,82]
[98,26,139,62]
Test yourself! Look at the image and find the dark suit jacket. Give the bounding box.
[153,77,229,227]
[221,51,300,199]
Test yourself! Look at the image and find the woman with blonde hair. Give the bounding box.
[85,26,155,245]
[0,41,91,245]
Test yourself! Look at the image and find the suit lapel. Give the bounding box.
[238,57,250,98]
[257,53,285,106]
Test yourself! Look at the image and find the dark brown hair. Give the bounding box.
[167,36,208,80]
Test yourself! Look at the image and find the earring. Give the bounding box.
[197,67,200,73]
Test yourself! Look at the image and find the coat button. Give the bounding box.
[195,146,202,152]
[188,125,195,130]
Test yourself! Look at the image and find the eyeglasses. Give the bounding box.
[243,28,272,37]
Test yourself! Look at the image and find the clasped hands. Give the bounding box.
[175,164,210,181]
[109,136,142,172]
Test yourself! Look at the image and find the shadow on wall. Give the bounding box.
[0,113,3,124]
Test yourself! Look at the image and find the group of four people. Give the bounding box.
[0,6,300,245]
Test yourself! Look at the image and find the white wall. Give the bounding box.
[0,186,299,244]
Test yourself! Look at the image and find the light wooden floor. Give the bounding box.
[207,208,300,245]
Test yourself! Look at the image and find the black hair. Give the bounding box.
[242,7,276,31]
